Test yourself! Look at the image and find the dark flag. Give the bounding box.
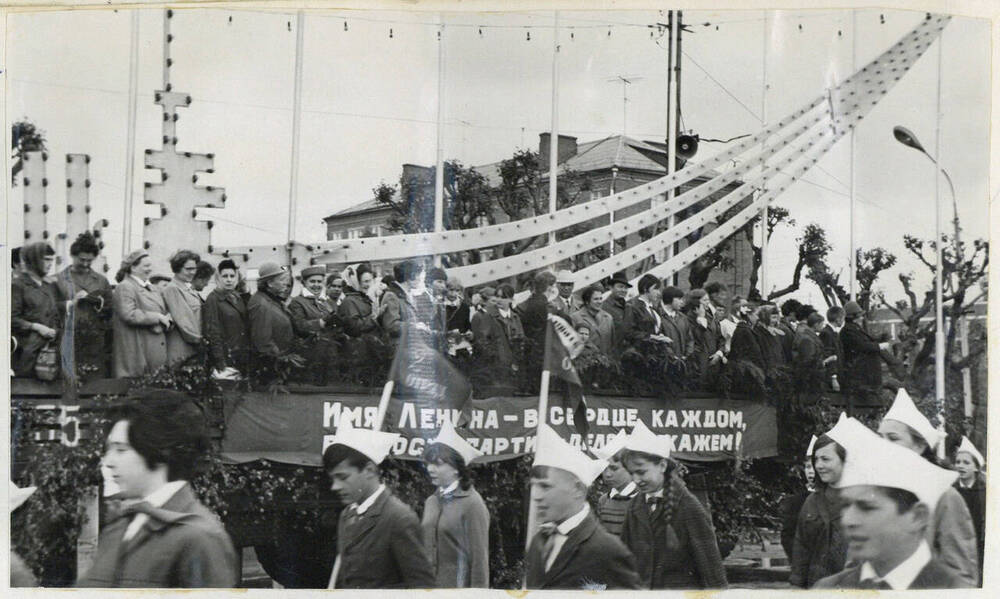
[388,323,472,411]
[543,314,589,437]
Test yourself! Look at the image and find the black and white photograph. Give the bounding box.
[4,0,995,594]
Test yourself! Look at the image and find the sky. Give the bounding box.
[4,7,992,305]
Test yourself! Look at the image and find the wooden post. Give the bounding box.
[77,486,100,578]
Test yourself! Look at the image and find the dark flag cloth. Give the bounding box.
[543,314,589,437]
[388,323,472,413]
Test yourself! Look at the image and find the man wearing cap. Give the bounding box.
[813,420,969,589]
[287,265,334,337]
[248,262,296,358]
[619,420,727,589]
[324,418,434,589]
[552,270,581,314]
[600,273,631,351]
[525,424,639,590]
[878,389,978,586]
[840,300,890,404]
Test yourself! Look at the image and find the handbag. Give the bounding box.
[34,342,59,381]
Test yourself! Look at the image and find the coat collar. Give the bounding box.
[116,484,203,551]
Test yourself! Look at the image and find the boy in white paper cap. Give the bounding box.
[323,417,433,589]
[525,423,639,590]
[619,420,727,589]
[952,435,986,583]
[592,429,637,537]
[813,423,970,589]
[419,420,490,588]
[877,388,978,586]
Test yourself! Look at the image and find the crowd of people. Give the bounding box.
[12,234,901,408]
[9,386,986,590]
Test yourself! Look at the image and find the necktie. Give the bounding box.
[646,496,659,512]
[858,578,891,590]
[539,523,559,569]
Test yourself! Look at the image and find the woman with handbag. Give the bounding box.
[11,242,60,379]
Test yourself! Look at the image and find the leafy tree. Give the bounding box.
[11,119,47,186]
[374,151,593,269]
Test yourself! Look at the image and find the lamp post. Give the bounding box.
[892,125,948,408]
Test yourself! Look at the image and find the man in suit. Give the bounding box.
[78,393,238,587]
[552,270,582,314]
[324,418,434,589]
[814,418,969,589]
[517,270,558,347]
[658,285,691,358]
[525,424,639,590]
[839,301,891,404]
[819,305,845,390]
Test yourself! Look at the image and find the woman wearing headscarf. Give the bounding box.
[248,262,295,357]
[161,250,205,365]
[337,263,380,338]
[953,437,985,583]
[789,433,847,588]
[11,242,60,378]
[112,250,171,377]
[54,232,113,380]
[202,259,250,376]
[420,421,490,588]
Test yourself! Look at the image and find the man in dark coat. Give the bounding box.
[526,424,640,590]
[517,270,557,348]
[812,424,969,590]
[287,265,334,337]
[324,419,434,589]
[777,299,802,362]
[248,263,295,357]
[600,274,631,352]
[839,301,889,403]
[819,305,845,390]
[79,394,238,587]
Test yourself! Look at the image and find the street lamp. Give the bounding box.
[892,125,946,408]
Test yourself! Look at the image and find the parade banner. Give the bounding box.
[220,390,776,466]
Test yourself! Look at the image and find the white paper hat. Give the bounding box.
[10,481,36,512]
[593,429,629,462]
[532,423,607,486]
[956,436,985,468]
[833,422,957,510]
[326,416,401,465]
[883,388,941,450]
[428,419,484,465]
[805,435,819,458]
[623,418,671,459]
[825,415,872,449]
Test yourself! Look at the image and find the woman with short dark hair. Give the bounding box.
[202,259,250,375]
[11,242,60,377]
[789,434,848,588]
[420,422,490,588]
[54,232,112,380]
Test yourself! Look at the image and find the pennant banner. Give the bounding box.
[220,390,777,466]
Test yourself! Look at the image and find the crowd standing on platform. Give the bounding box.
[8,238,987,590]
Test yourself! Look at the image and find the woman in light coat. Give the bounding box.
[162,250,204,365]
[420,422,490,588]
[112,250,172,377]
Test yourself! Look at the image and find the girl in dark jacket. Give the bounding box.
[337,264,380,338]
[620,447,727,589]
[12,242,60,377]
[789,434,847,588]
[202,259,250,375]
